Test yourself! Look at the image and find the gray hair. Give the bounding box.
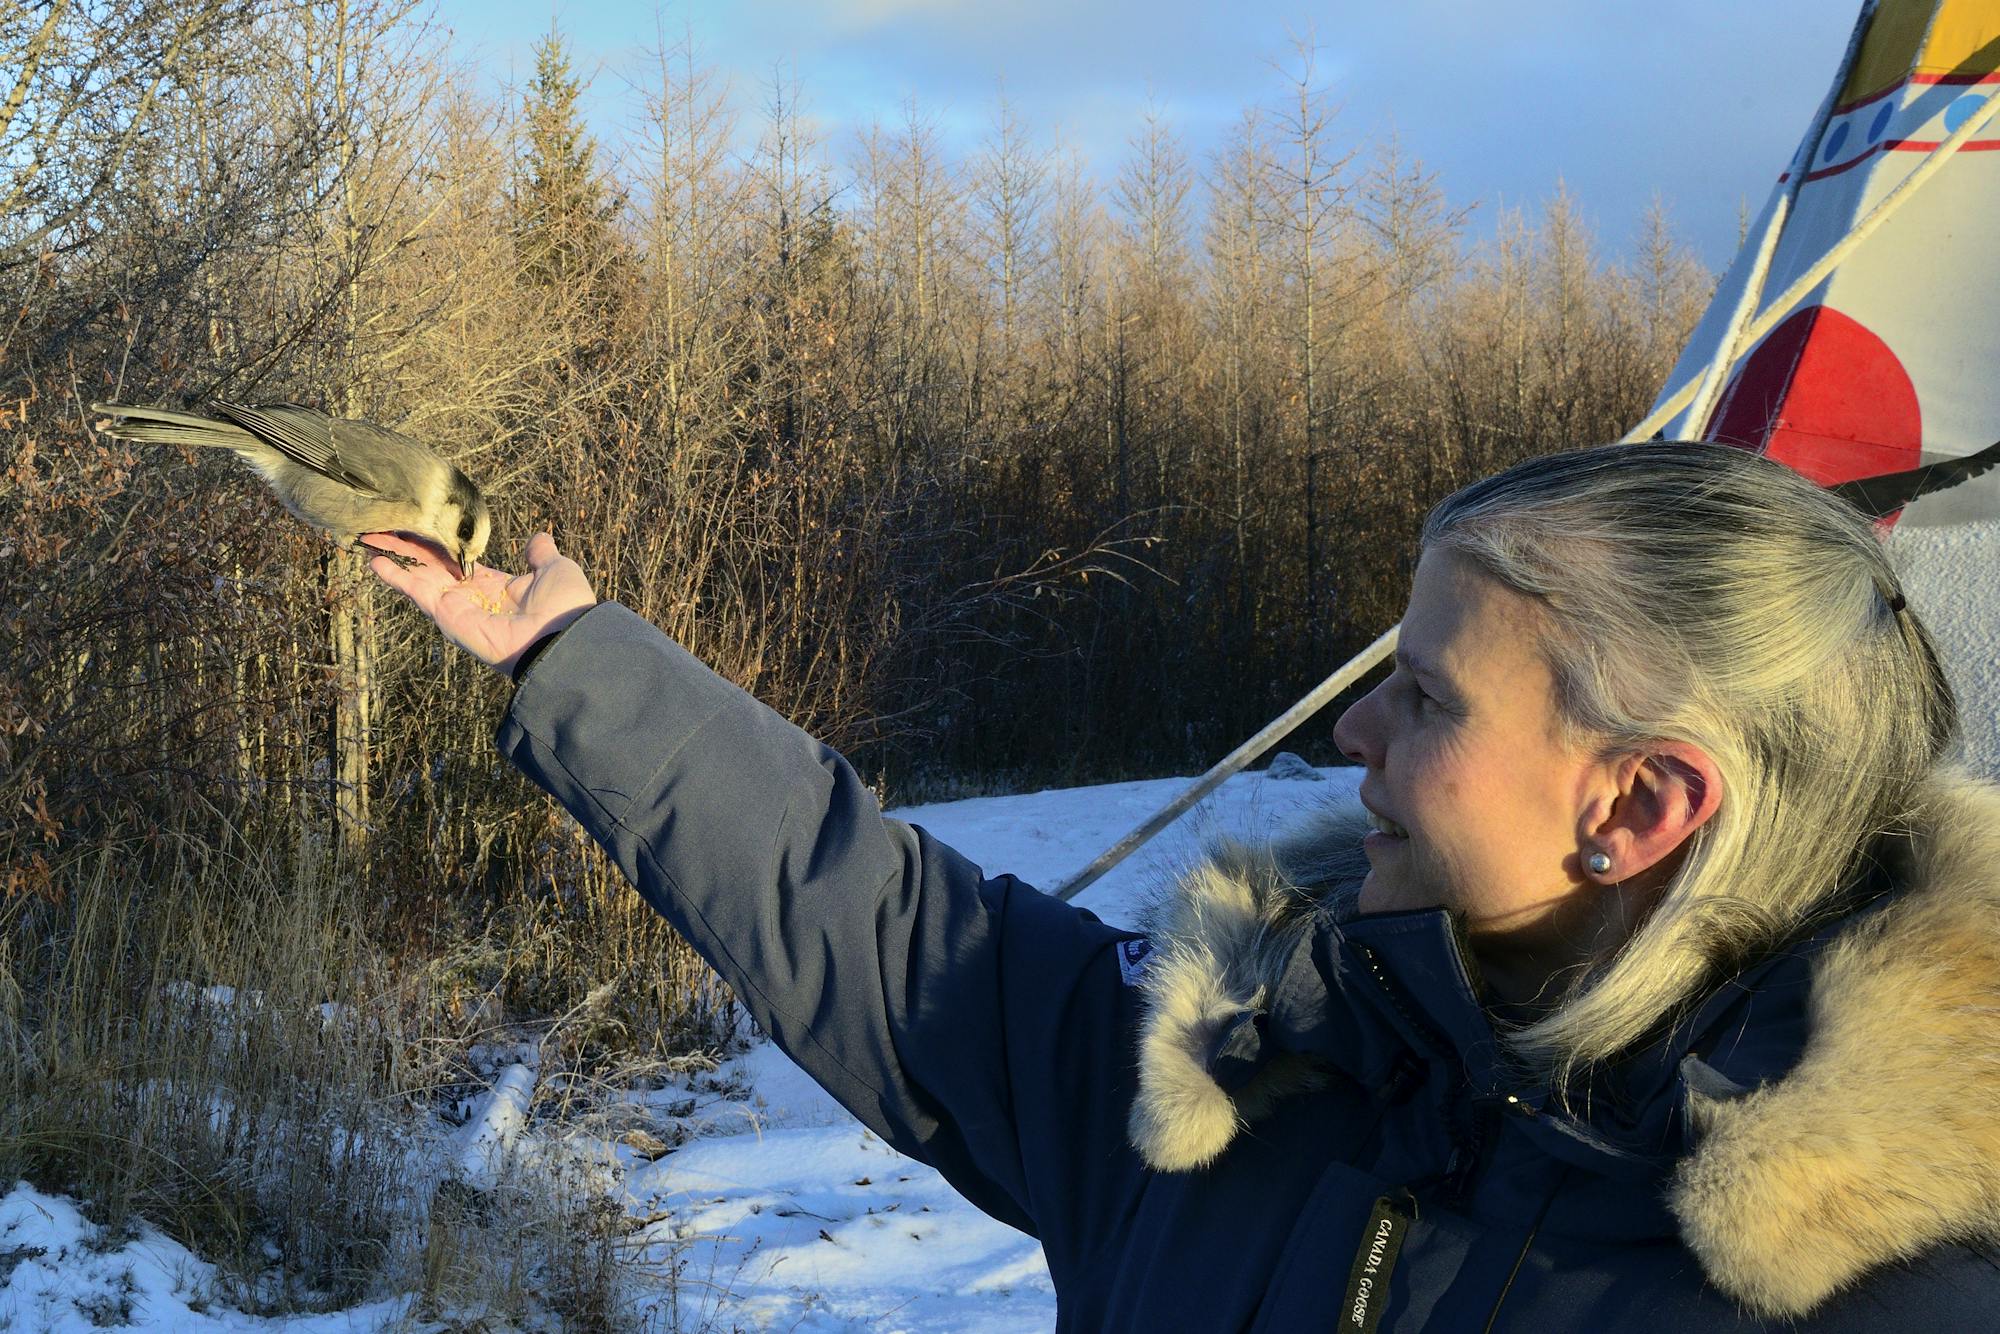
[1422,442,1958,1079]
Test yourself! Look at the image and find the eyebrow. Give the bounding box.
[1396,649,1455,691]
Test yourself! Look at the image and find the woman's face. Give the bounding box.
[1333,548,1623,988]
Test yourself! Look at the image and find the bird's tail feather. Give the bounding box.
[90,402,259,450]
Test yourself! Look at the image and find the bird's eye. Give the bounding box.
[458,517,475,542]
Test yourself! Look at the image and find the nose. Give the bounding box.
[1332,682,1386,768]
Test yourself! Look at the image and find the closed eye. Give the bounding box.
[1397,670,1447,715]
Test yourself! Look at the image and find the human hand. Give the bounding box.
[365,530,598,676]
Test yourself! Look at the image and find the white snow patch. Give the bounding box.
[892,761,1361,934]
[623,1124,1055,1333]
[0,1182,411,1332]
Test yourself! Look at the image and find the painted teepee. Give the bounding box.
[1642,0,2000,527]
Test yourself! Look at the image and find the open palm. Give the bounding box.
[365,531,598,675]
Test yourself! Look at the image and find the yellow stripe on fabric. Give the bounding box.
[1917,0,2000,75]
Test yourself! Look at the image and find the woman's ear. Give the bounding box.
[1585,743,1723,882]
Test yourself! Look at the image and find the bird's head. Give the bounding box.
[445,472,492,580]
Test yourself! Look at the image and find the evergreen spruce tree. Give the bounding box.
[514,25,623,290]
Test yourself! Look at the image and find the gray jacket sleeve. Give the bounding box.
[493,602,1149,1260]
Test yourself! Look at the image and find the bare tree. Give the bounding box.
[637,20,742,467]
[970,85,1050,369]
[1267,33,1359,659]
[247,0,443,856]
[1044,141,1102,375]
[1204,110,1277,648]
[1114,97,1193,300]
[0,0,244,277]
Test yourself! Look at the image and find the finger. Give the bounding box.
[360,531,442,565]
[525,531,560,569]
[369,553,436,613]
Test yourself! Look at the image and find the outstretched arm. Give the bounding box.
[368,533,1150,1267]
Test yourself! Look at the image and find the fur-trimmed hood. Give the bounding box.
[1126,770,2000,1319]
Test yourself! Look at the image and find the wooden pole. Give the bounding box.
[1053,625,1398,901]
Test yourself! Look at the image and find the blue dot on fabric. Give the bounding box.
[1823,121,1850,161]
[1944,93,1984,134]
[1869,102,1894,143]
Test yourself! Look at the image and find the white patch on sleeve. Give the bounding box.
[1115,936,1155,987]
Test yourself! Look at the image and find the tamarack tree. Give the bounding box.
[2,13,1709,1037]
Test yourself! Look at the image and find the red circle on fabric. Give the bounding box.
[1704,304,1922,488]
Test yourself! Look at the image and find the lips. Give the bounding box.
[1364,809,1410,840]
[1358,791,1409,840]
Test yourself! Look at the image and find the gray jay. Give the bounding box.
[91,399,491,578]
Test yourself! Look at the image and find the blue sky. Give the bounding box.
[427,0,1859,270]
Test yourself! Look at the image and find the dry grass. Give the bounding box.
[0,816,735,1330]
[0,823,418,1309]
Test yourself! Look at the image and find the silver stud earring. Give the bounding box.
[1587,851,1613,876]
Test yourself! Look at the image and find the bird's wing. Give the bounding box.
[209,400,387,496]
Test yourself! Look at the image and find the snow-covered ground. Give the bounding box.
[0,759,1361,1333]
[0,1186,420,1333]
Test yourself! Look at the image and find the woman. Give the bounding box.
[370,442,2000,1330]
